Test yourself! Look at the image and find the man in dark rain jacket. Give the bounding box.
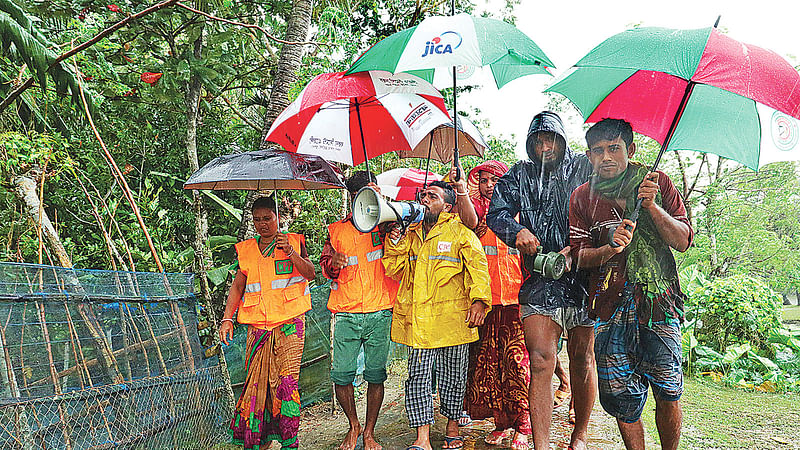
[486,111,596,450]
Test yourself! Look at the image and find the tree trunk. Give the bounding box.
[12,171,71,268]
[258,0,313,146]
[238,0,313,241]
[672,150,694,225]
[185,29,236,412]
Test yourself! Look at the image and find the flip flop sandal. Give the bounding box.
[568,406,576,425]
[406,446,427,450]
[442,435,464,449]
[553,388,570,408]
[484,429,511,445]
[457,411,472,427]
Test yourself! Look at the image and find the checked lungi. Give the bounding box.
[405,344,469,428]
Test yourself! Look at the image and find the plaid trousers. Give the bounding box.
[405,344,469,428]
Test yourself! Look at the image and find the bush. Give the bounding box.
[688,274,782,355]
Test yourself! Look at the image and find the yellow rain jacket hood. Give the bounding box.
[383,212,491,349]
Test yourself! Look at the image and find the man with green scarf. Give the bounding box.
[568,119,692,450]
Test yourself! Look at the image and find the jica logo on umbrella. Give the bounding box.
[421,31,462,57]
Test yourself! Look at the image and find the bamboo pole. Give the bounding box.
[18,272,46,441]
[63,304,114,443]
[71,171,126,273]
[137,304,169,376]
[117,304,133,381]
[34,301,74,449]
[26,328,180,388]
[0,326,35,449]
[73,57,195,368]
[63,304,88,388]
[84,176,137,273]
[123,304,152,376]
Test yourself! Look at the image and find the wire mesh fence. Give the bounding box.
[0,262,232,449]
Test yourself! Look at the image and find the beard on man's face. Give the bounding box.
[423,209,440,224]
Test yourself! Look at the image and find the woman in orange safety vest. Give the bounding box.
[219,196,315,450]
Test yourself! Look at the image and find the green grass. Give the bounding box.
[782,305,800,322]
[641,376,800,448]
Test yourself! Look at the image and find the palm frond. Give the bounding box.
[0,0,53,47]
[0,8,92,114]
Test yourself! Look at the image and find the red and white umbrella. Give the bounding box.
[265,71,451,167]
[376,167,442,201]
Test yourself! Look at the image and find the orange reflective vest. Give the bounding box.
[326,220,398,313]
[235,234,311,330]
[480,227,522,306]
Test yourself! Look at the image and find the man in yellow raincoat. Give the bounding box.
[384,180,492,450]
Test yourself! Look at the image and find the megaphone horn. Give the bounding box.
[352,187,426,233]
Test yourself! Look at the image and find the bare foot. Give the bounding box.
[363,432,382,450]
[339,423,362,450]
[569,430,588,450]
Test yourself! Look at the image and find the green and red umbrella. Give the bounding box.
[545,26,800,171]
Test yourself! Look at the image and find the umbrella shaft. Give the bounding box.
[452,65,461,181]
[652,81,696,173]
[616,81,695,247]
[355,100,370,172]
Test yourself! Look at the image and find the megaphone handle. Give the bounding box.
[385,201,409,235]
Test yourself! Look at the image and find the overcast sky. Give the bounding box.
[457,0,799,157]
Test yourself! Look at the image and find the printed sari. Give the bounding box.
[230,317,304,449]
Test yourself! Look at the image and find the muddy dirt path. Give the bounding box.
[296,354,657,449]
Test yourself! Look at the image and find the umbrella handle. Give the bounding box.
[453,148,462,181]
[608,198,642,248]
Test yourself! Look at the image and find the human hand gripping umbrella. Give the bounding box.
[345,4,555,180]
[264,70,451,171]
[545,23,800,244]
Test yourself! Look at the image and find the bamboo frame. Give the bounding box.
[0,262,219,447]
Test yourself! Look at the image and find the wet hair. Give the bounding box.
[585,118,634,149]
[251,196,276,213]
[344,170,377,195]
[428,180,456,206]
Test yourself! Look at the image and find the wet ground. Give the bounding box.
[296,354,656,449]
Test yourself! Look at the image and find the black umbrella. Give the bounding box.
[184,150,345,229]
[184,150,344,190]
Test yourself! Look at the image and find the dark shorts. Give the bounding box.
[520,303,594,331]
[594,298,683,423]
[331,309,392,385]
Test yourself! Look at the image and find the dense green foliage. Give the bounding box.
[689,274,782,354]
[680,267,800,392]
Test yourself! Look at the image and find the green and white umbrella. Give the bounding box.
[346,12,554,178]
[346,13,554,89]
